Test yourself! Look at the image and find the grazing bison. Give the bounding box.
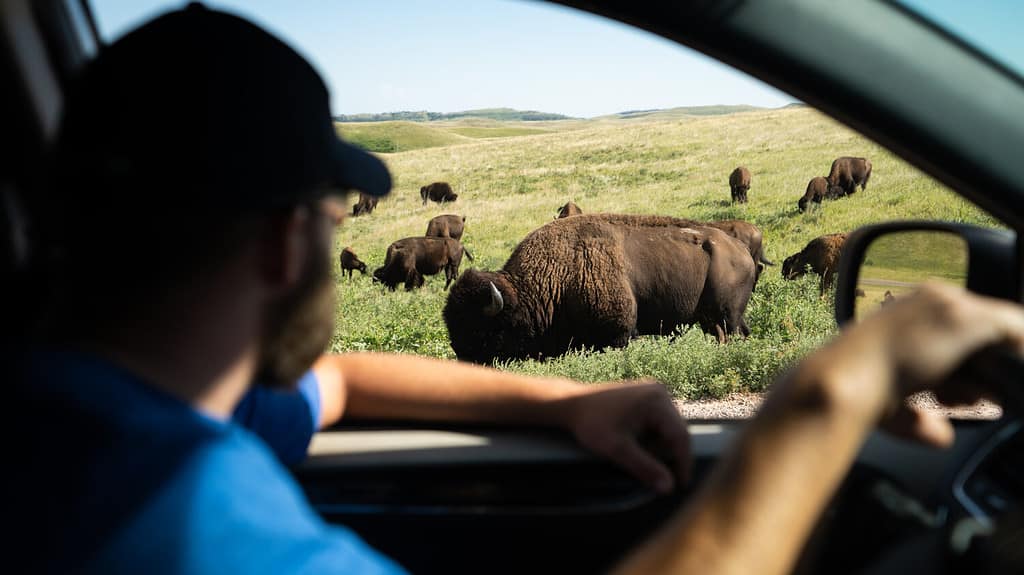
[556,201,583,219]
[425,214,466,241]
[339,247,367,279]
[729,166,751,204]
[584,213,773,283]
[420,181,458,205]
[782,233,848,293]
[352,192,379,216]
[827,156,872,197]
[373,237,473,291]
[444,215,756,364]
[798,176,830,212]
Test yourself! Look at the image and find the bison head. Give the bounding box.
[781,254,806,280]
[444,269,526,364]
[420,186,428,204]
[372,266,394,289]
[797,196,809,213]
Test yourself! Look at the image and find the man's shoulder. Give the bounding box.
[99,428,406,574]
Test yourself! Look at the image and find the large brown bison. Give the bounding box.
[352,192,379,216]
[584,213,774,281]
[729,166,751,204]
[556,201,583,218]
[373,237,473,291]
[339,247,367,279]
[827,156,872,197]
[425,214,466,241]
[420,181,458,205]
[782,233,848,293]
[444,215,756,364]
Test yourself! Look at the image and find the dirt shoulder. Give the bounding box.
[675,391,1002,421]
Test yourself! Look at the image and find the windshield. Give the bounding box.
[897,0,1024,79]
[88,0,1006,420]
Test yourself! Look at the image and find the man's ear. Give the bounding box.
[260,205,311,290]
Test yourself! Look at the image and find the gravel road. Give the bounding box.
[676,392,1002,421]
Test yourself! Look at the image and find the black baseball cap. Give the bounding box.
[55,2,390,210]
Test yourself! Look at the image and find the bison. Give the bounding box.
[443,214,756,364]
[881,290,896,307]
[373,236,473,291]
[420,181,458,205]
[827,156,872,197]
[782,233,848,294]
[556,201,583,219]
[339,247,367,279]
[798,176,829,212]
[729,166,751,204]
[425,214,466,241]
[352,192,379,216]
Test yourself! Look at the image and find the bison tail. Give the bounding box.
[464,247,474,261]
[759,254,775,266]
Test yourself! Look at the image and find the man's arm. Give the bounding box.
[312,353,690,492]
[613,284,1024,574]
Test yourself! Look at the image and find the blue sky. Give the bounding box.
[90,0,796,118]
[90,1,1020,119]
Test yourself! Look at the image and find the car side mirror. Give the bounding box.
[834,222,1018,326]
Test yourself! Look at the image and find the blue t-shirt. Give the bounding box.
[233,371,321,466]
[11,350,406,575]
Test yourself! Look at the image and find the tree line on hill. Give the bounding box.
[333,107,573,123]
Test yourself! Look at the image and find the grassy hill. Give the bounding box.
[334,122,472,153]
[329,107,1002,399]
[601,104,763,120]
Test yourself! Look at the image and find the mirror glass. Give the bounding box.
[855,230,968,320]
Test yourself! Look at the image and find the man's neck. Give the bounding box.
[56,286,264,419]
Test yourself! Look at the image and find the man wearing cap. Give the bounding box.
[10,5,687,573]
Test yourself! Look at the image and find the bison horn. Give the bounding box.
[483,281,504,316]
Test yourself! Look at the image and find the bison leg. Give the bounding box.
[714,323,727,344]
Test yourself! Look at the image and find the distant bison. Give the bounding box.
[881,290,896,307]
[352,192,379,216]
[556,201,583,219]
[782,233,848,293]
[373,237,473,291]
[827,156,872,197]
[798,176,830,212]
[444,214,756,364]
[425,214,466,241]
[729,166,751,204]
[584,213,773,283]
[339,247,367,279]
[421,182,458,205]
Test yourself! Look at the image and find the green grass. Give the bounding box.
[330,107,1004,400]
[335,121,471,152]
